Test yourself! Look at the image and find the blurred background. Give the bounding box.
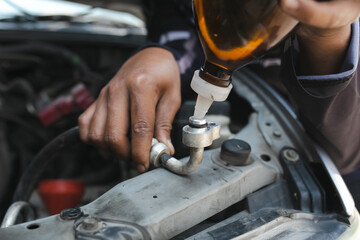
[0,0,147,219]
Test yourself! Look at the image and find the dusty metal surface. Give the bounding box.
[0,111,284,240]
[0,72,356,239]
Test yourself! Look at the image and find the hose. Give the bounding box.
[0,43,91,76]
[0,79,36,100]
[1,201,35,228]
[12,127,81,202]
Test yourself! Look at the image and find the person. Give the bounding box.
[78,0,360,201]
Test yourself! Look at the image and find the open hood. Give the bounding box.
[0,0,145,28]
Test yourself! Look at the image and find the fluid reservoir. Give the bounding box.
[191,0,298,119]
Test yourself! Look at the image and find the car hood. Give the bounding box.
[0,0,145,28]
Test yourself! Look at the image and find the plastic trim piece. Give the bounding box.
[315,145,355,216]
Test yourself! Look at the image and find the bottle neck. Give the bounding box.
[199,61,232,87]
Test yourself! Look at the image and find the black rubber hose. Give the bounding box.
[0,43,91,75]
[12,126,81,202]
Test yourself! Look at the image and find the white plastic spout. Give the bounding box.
[191,70,233,119]
[194,95,213,120]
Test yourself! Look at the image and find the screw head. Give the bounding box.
[284,149,299,162]
[273,130,282,138]
[78,217,104,233]
[294,192,298,200]
[60,208,83,220]
[82,217,99,230]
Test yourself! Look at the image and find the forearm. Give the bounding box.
[278,0,360,76]
[281,19,360,174]
[143,0,204,100]
[296,25,352,75]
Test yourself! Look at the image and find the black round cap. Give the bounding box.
[220,139,252,166]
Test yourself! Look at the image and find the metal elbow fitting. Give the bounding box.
[150,116,220,175]
[1,201,35,228]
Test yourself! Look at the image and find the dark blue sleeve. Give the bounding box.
[281,19,360,174]
[143,0,204,100]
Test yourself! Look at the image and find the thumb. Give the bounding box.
[155,93,181,155]
[279,0,360,29]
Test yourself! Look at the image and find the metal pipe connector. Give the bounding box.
[1,201,35,228]
[158,148,204,175]
[150,117,220,175]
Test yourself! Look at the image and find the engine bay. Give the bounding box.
[0,25,145,218]
[0,1,359,239]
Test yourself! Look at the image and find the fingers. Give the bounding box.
[78,47,181,174]
[78,88,108,150]
[129,75,159,172]
[87,88,110,150]
[155,90,181,156]
[279,0,360,29]
[79,83,131,162]
[105,81,131,161]
[78,101,96,143]
[78,70,174,173]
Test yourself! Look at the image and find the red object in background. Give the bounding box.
[37,106,62,127]
[72,86,94,111]
[37,83,94,126]
[38,180,85,215]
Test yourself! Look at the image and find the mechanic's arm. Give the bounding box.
[78,0,197,173]
[279,0,360,174]
[280,0,360,75]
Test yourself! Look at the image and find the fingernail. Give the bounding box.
[136,164,146,173]
[283,0,299,10]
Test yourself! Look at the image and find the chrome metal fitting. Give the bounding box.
[183,118,220,148]
[1,201,35,228]
[188,116,207,128]
[149,117,221,175]
[150,139,171,167]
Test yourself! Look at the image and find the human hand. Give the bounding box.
[78,47,181,173]
[279,0,360,75]
[279,0,360,29]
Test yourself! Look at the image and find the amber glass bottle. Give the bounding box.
[193,0,298,87]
